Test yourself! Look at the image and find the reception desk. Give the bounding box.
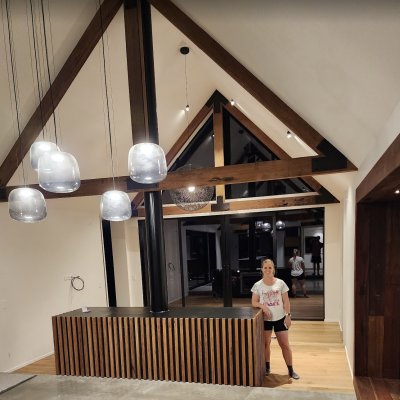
[52,307,265,386]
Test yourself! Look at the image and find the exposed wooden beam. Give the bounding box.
[223,103,323,194]
[136,193,339,217]
[0,0,123,187]
[147,0,357,173]
[129,156,357,193]
[124,0,148,144]
[0,176,133,203]
[356,133,400,203]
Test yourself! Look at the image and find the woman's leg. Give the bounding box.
[291,278,297,296]
[264,329,273,362]
[299,279,307,295]
[276,329,299,379]
[275,330,292,366]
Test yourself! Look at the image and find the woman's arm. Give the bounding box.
[301,260,306,274]
[282,291,291,328]
[252,293,271,318]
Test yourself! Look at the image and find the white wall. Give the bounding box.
[111,221,130,307]
[324,204,343,323]
[341,98,400,375]
[124,218,144,307]
[0,196,108,373]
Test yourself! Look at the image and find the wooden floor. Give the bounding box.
[354,376,400,400]
[13,321,353,394]
[170,294,324,320]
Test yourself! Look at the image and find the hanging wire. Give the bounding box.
[29,0,45,140]
[36,0,49,141]
[5,0,27,186]
[184,51,192,162]
[98,0,116,190]
[40,0,58,146]
[184,53,189,128]
[1,1,20,185]
[46,0,62,150]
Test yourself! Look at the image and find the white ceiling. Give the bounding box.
[1,0,400,199]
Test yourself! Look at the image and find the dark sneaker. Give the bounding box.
[266,368,270,376]
[304,294,309,298]
[290,371,300,379]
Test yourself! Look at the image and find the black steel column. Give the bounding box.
[141,0,168,312]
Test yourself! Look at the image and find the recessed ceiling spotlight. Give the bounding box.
[396,190,399,194]
[185,104,189,112]
[287,131,292,138]
[230,99,235,105]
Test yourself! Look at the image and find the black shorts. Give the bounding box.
[264,317,288,332]
[311,255,321,263]
[292,273,305,280]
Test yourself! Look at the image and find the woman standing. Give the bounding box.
[251,259,300,379]
[288,249,309,298]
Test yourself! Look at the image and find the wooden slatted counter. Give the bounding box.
[52,307,265,386]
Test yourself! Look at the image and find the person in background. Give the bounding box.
[251,259,300,380]
[311,236,323,276]
[288,249,309,298]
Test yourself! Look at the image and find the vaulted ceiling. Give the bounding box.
[1,0,399,201]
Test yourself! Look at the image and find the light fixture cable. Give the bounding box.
[29,0,45,140]
[40,0,58,147]
[98,0,116,190]
[5,0,27,187]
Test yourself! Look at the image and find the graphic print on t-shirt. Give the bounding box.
[261,289,281,307]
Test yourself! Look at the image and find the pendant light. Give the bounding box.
[170,47,214,211]
[128,37,172,184]
[28,0,58,170]
[128,142,167,184]
[5,0,46,222]
[97,0,131,221]
[276,220,286,230]
[262,222,271,232]
[36,0,80,193]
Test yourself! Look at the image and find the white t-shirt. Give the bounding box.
[251,278,289,321]
[288,256,304,277]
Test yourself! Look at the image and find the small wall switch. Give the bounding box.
[1,300,6,309]
[98,281,102,288]
[64,275,72,281]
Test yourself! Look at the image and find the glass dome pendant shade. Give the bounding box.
[38,151,81,193]
[9,188,47,222]
[101,190,132,221]
[276,220,286,230]
[262,222,272,232]
[128,143,167,184]
[30,141,59,171]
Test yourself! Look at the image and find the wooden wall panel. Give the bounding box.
[52,317,61,375]
[108,317,115,378]
[355,202,400,380]
[103,318,110,377]
[53,315,264,386]
[72,318,79,376]
[92,318,99,377]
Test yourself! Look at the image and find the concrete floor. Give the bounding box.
[1,375,356,400]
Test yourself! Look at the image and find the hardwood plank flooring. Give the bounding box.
[170,294,324,320]
[13,321,353,394]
